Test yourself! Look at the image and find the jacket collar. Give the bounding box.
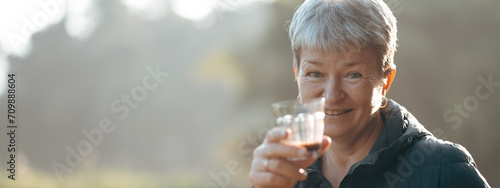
[347,99,431,176]
[303,99,432,179]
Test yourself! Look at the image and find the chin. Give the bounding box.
[323,123,351,138]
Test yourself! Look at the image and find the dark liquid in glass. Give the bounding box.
[302,143,321,151]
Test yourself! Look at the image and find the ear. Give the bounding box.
[382,70,396,96]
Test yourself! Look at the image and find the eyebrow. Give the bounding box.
[303,61,323,65]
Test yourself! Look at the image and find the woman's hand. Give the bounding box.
[249,127,331,188]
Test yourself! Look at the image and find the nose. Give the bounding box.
[323,76,345,105]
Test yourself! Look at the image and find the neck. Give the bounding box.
[330,112,383,157]
[322,112,384,185]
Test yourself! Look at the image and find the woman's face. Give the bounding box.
[297,47,386,139]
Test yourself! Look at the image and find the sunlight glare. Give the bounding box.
[120,0,168,20]
[0,1,66,56]
[65,0,99,41]
[171,0,216,21]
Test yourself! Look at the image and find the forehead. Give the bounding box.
[300,46,380,68]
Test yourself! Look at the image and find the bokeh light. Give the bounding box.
[171,0,216,21]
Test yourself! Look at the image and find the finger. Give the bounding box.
[319,136,332,154]
[254,142,308,159]
[264,127,291,143]
[249,171,293,187]
[251,157,307,181]
[290,136,332,168]
[265,158,308,181]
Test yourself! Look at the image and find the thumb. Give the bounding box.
[319,136,332,154]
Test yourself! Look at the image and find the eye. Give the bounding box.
[346,72,362,79]
[306,71,322,78]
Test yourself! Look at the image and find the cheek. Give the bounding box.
[348,86,371,104]
[370,86,385,109]
[363,88,384,115]
[347,81,380,109]
[298,78,323,98]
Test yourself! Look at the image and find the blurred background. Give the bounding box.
[0,0,498,187]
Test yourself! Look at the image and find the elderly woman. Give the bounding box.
[249,0,490,187]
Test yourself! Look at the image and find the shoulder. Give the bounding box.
[411,136,475,166]
[408,136,490,187]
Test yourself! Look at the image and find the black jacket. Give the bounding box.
[294,99,490,188]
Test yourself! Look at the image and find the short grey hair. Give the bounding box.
[289,0,398,76]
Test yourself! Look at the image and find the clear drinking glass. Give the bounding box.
[272,97,325,159]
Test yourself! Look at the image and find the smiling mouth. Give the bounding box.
[325,109,353,116]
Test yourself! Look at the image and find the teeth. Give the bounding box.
[326,110,350,115]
